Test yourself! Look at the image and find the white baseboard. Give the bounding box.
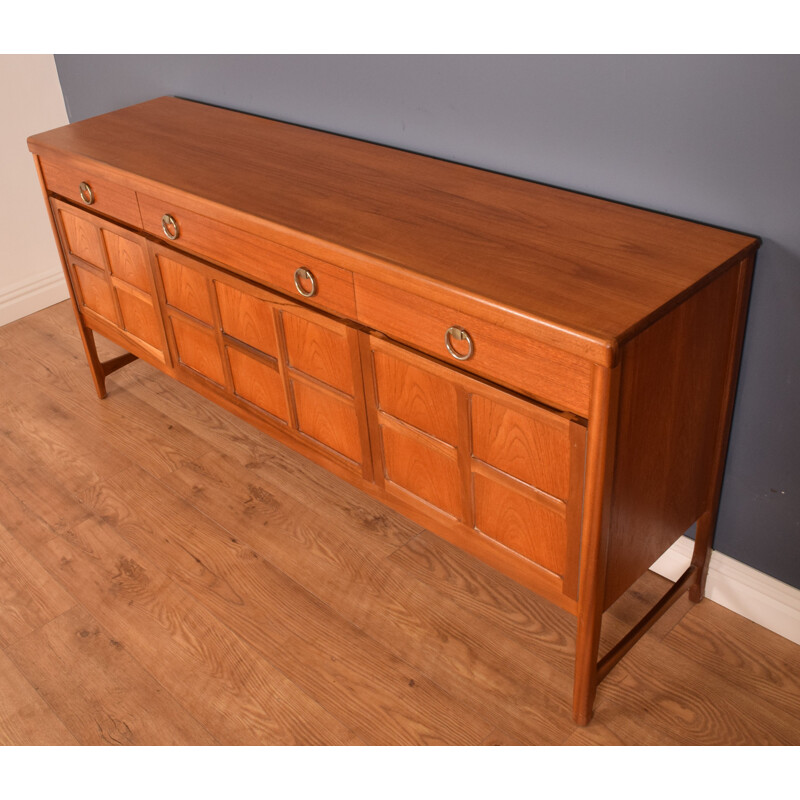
[0,270,69,327]
[651,536,800,645]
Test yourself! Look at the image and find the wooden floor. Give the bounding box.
[0,301,798,746]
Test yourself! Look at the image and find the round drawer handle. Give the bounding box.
[445,325,474,361]
[79,181,95,205]
[161,213,180,240]
[293,267,318,298]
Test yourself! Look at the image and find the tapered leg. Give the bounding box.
[32,154,109,400]
[572,363,618,726]
[78,323,108,399]
[573,594,604,725]
[689,256,755,604]
[689,511,714,602]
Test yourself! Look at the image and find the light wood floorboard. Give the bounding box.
[0,302,798,745]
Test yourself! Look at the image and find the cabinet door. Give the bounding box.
[51,199,169,365]
[365,334,585,601]
[368,342,465,519]
[150,243,371,476]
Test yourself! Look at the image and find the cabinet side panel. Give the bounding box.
[604,264,742,608]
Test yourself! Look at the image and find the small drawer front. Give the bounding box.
[356,275,592,417]
[137,193,356,319]
[39,155,142,228]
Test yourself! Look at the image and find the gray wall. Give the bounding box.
[53,55,800,589]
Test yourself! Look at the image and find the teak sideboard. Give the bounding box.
[27,97,759,725]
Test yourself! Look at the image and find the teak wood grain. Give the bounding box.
[158,251,217,324]
[103,227,150,291]
[472,469,567,576]
[471,392,572,501]
[365,334,584,603]
[26,97,761,727]
[215,280,280,358]
[169,313,227,386]
[226,346,289,423]
[52,199,169,366]
[291,378,363,464]
[604,258,752,608]
[282,310,355,396]
[372,346,460,445]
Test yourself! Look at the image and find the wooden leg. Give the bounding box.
[75,322,139,400]
[572,364,618,726]
[689,511,714,602]
[573,593,603,725]
[689,256,755,604]
[77,322,108,400]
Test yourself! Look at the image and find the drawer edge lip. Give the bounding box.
[354,270,617,368]
[149,236,355,322]
[367,324,592,421]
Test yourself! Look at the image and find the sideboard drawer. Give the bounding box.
[39,155,142,228]
[356,275,592,417]
[137,192,356,319]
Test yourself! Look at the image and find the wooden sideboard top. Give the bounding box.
[28,96,759,360]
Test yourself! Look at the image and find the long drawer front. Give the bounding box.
[355,274,593,418]
[138,193,356,320]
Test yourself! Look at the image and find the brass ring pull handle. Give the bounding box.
[79,182,94,205]
[161,213,180,240]
[445,325,474,361]
[293,267,318,298]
